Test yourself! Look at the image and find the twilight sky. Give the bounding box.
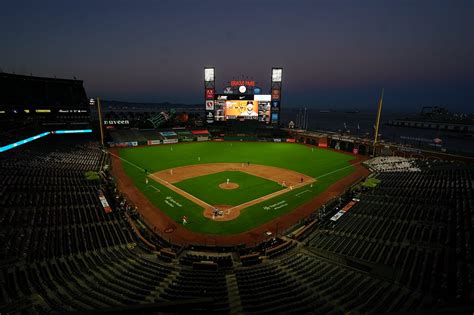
[1,0,473,111]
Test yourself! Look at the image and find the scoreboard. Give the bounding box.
[204,67,282,125]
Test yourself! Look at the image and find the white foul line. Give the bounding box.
[107,150,214,208]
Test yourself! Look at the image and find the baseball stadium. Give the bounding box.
[0,67,472,315]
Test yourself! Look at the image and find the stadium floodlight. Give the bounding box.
[272,68,282,82]
[204,68,215,82]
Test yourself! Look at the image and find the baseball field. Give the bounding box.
[117,142,357,235]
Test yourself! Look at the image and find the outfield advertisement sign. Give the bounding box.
[147,140,161,145]
[160,131,177,137]
[163,138,178,144]
[197,136,209,142]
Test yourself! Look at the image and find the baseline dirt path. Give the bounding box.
[109,147,370,247]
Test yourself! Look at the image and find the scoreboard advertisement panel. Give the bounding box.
[209,94,272,122]
[224,100,259,120]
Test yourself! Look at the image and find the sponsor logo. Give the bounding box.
[206,100,214,110]
[223,87,233,94]
[205,88,214,100]
[271,89,280,100]
[264,200,288,210]
[164,196,182,208]
[103,120,130,125]
[206,111,214,123]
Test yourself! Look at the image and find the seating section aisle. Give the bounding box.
[306,164,473,308]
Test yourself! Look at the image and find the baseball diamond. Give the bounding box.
[111,141,363,237]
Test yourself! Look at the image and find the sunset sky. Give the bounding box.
[1,0,473,111]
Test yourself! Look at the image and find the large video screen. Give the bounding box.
[224,100,259,120]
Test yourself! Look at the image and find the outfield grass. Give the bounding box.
[119,142,356,235]
[174,171,284,206]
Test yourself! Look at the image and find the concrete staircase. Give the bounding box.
[145,269,179,302]
[225,273,243,314]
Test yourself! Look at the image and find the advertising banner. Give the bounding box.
[224,100,259,120]
[205,88,214,100]
[258,101,271,123]
[318,138,328,148]
[197,136,209,142]
[353,148,359,155]
[254,94,271,101]
[271,89,281,100]
[163,138,178,144]
[286,138,296,143]
[159,131,177,137]
[273,138,282,142]
[206,111,214,123]
[147,140,161,145]
[205,100,214,110]
[191,130,210,135]
[271,113,279,122]
[99,192,112,214]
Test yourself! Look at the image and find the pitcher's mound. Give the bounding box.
[219,182,239,190]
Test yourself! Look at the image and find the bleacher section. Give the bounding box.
[0,138,472,314]
[305,162,473,310]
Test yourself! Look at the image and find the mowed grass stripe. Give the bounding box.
[174,171,284,206]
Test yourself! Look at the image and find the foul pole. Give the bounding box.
[373,89,384,145]
[97,97,104,146]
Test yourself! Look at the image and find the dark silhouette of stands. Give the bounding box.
[305,164,473,310]
[0,137,472,314]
